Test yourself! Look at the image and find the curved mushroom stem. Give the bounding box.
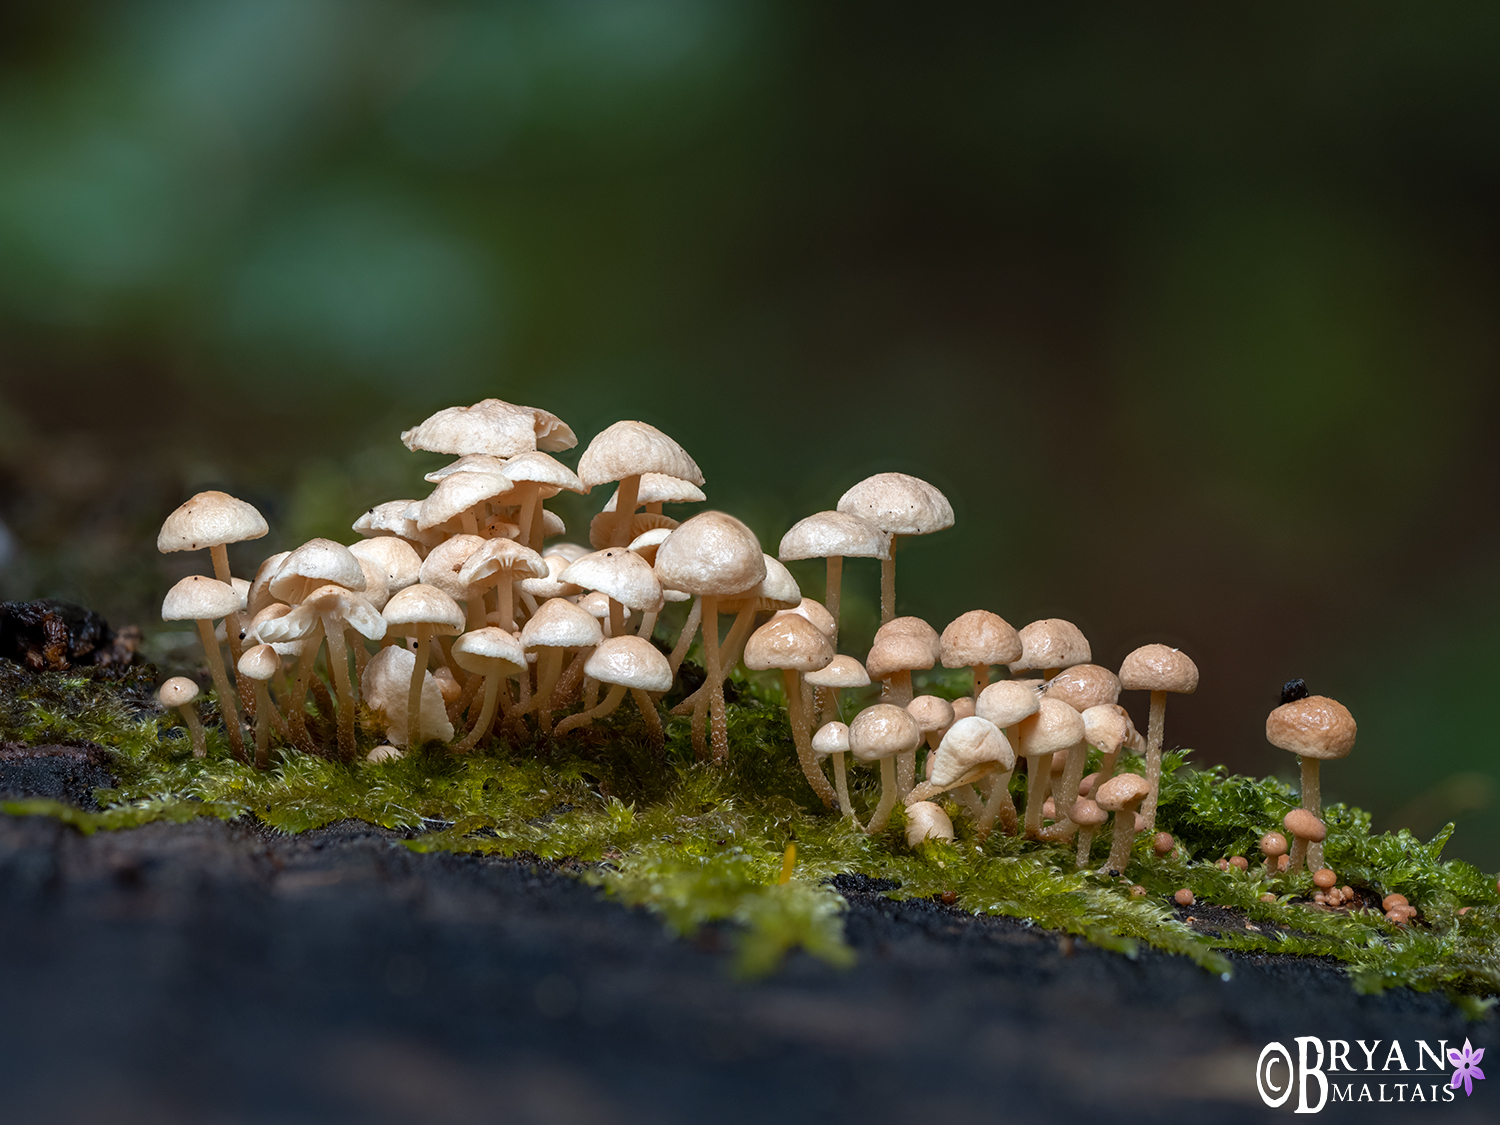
[1054,740,1089,824]
[252,681,275,769]
[454,673,500,754]
[321,615,358,761]
[831,751,853,818]
[702,596,729,762]
[1140,689,1167,832]
[951,783,986,822]
[1023,754,1055,838]
[610,475,641,547]
[195,617,246,763]
[671,604,756,717]
[286,629,321,753]
[1300,758,1324,870]
[515,485,539,547]
[1104,798,1143,875]
[1076,828,1096,869]
[880,536,896,625]
[636,609,659,640]
[555,683,627,736]
[631,688,664,750]
[407,626,431,750]
[449,671,482,727]
[782,668,836,808]
[975,770,1016,840]
[176,703,207,759]
[865,756,899,834]
[550,648,590,713]
[824,555,843,645]
[667,598,702,680]
[533,648,565,734]
[209,543,253,716]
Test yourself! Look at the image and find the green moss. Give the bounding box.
[4,662,1499,995]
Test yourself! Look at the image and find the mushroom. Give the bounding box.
[1118,644,1200,832]
[905,716,1013,824]
[519,598,603,734]
[577,421,704,549]
[804,654,869,751]
[848,703,922,835]
[1265,694,1356,871]
[461,538,549,633]
[939,610,1022,701]
[352,500,445,555]
[1043,666,1121,822]
[498,450,586,551]
[865,616,940,795]
[1095,773,1151,875]
[1014,697,1085,838]
[381,584,466,750]
[602,472,706,516]
[1067,705,1135,857]
[905,802,955,848]
[777,510,889,644]
[836,473,953,624]
[743,613,837,808]
[401,399,576,459]
[236,644,282,768]
[1282,808,1327,875]
[450,628,528,753]
[553,636,673,742]
[1070,798,1108,868]
[418,470,515,539]
[161,575,247,763]
[361,644,454,748]
[1007,619,1090,681]
[347,537,424,599]
[560,549,664,658]
[907,695,955,760]
[812,720,855,818]
[973,679,1043,836]
[1259,831,1288,874]
[157,677,206,758]
[653,511,765,761]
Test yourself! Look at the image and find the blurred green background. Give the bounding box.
[2,2,1499,864]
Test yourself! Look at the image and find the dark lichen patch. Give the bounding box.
[2,662,1498,996]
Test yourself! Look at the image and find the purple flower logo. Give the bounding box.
[1449,1039,1486,1097]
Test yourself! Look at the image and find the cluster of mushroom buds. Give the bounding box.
[150,396,1359,884]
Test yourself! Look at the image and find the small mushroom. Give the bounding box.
[1266,694,1356,871]
[1071,798,1108,868]
[1259,831,1288,875]
[1152,831,1175,858]
[157,677,206,758]
[906,716,1013,814]
[553,636,673,739]
[361,644,454,747]
[836,473,953,624]
[848,704,922,835]
[1282,808,1327,874]
[974,679,1043,836]
[803,654,869,735]
[908,695,955,759]
[743,614,837,807]
[905,801,955,848]
[1015,698,1085,839]
[939,610,1022,701]
[1094,773,1150,875]
[519,598,603,734]
[1174,888,1195,906]
[865,617,941,796]
[161,575,246,763]
[1312,868,1337,890]
[812,720,855,818]
[382,584,466,750]
[1007,619,1090,681]
[578,420,704,548]
[449,629,528,753]
[236,645,282,768]
[777,510,888,646]
[1118,644,1199,833]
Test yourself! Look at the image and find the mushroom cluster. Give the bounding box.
[152,396,1359,884]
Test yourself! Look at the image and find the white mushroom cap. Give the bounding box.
[653,511,765,597]
[236,644,280,682]
[243,603,303,656]
[588,510,678,550]
[269,539,366,604]
[302,584,387,640]
[626,526,674,559]
[722,555,801,613]
[543,542,590,563]
[1008,619,1091,674]
[361,645,454,747]
[517,554,584,600]
[1043,664,1122,712]
[743,614,834,673]
[583,635,673,691]
[1016,697,1085,759]
[352,500,442,548]
[811,721,850,758]
[778,510,890,561]
[804,654,870,690]
[246,551,291,617]
[158,491,268,553]
[602,473,706,510]
[157,677,200,707]
[417,470,515,531]
[418,534,487,600]
[905,801,955,847]
[382,583,465,635]
[520,597,603,650]
[459,538,549,590]
[975,679,1043,728]
[836,473,954,537]
[1082,703,1135,755]
[865,617,940,679]
[350,555,390,611]
[940,610,1022,669]
[577,420,703,489]
[424,454,511,482]
[500,450,586,493]
[348,537,423,594]
[560,549,665,612]
[576,590,611,621]
[451,628,528,677]
[162,575,242,622]
[1119,644,1199,695]
[1094,773,1150,812]
[401,399,576,456]
[848,704,922,763]
[771,598,837,640]
[929,715,1013,787]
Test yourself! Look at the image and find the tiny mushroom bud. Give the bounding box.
[1259,893,1277,903]
[1260,831,1289,874]
[1312,868,1337,889]
[1282,808,1327,874]
[1174,888,1195,907]
[1229,855,1249,872]
[1129,884,1147,897]
[905,801,955,848]
[157,677,205,758]
[1152,832,1174,857]
[1382,893,1408,913]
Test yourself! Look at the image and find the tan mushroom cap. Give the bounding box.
[907,695,955,735]
[418,534,487,599]
[865,617,941,679]
[743,614,834,673]
[1094,772,1150,812]
[653,511,765,597]
[602,473,706,511]
[1266,696,1356,761]
[459,538,549,588]
[1119,644,1199,694]
[836,473,954,537]
[451,628,528,677]
[940,610,1022,669]
[236,644,280,682]
[777,510,890,561]
[950,696,976,722]
[975,679,1042,729]
[1043,664,1122,712]
[1283,807,1328,842]
[518,554,584,600]
[1070,796,1109,828]
[929,716,1014,786]
[1008,619,1091,674]
[906,802,955,847]
[583,635,673,691]
[401,399,575,456]
[499,450,585,493]
[521,597,603,650]
[1016,697,1086,759]
[417,470,515,531]
[848,704,923,764]
[577,420,704,489]
[803,654,870,690]
[158,491,269,553]
[163,575,242,621]
[560,548,665,613]
[269,539,367,604]
[811,721,850,758]
[348,537,423,594]
[772,598,837,641]
[1081,703,1134,755]
[243,603,302,656]
[382,583,465,634]
[157,677,200,707]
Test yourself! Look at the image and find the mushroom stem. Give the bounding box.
[951,783,986,822]
[1104,798,1143,874]
[454,674,499,754]
[406,626,431,750]
[636,608,658,640]
[610,475,641,547]
[1288,834,1309,874]
[1300,758,1324,870]
[671,604,756,717]
[865,756,899,835]
[209,543,253,714]
[176,702,207,759]
[321,615,358,761]
[631,688,664,750]
[880,537,896,625]
[1076,828,1096,869]
[449,671,482,727]
[1054,740,1088,823]
[702,596,729,762]
[252,681,274,769]
[515,486,539,546]
[347,626,370,685]
[555,683,627,736]
[534,648,565,733]
[831,752,853,818]
[195,618,246,763]
[975,770,1017,840]
[1140,689,1167,832]
[1024,753,1053,838]
[496,579,516,634]
[608,597,625,642]
[824,555,843,646]
[551,648,590,711]
[782,668,836,808]
[971,663,989,701]
[667,597,703,680]
[287,629,321,752]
